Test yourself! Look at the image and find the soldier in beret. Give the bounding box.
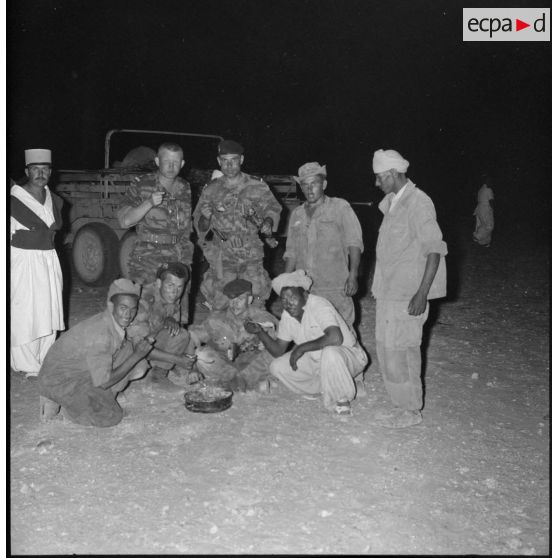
[187,278,278,391]
[193,140,282,311]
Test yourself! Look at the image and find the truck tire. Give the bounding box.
[72,223,120,286]
[119,230,138,279]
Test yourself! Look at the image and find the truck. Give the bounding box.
[54,129,303,286]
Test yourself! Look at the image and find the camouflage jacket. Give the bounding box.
[189,306,277,354]
[126,280,182,340]
[192,172,282,258]
[119,172,192,247]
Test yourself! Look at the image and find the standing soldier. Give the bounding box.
[283,162,363,325]
[193,139,282,310]
[117,142,193,323]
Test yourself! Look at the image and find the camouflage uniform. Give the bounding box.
[118,172,193,322]
[126,280,192,375]
[189,305,277,389]
[193,173,282,310]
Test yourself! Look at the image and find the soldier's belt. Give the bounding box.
[139,232,179,245]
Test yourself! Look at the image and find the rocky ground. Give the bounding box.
[9,220,549,555]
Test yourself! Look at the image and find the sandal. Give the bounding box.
[334,400,352,416]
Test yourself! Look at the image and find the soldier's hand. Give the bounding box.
[150,191,165,207]
[244,320,262,335]
[227,236,243,249]
[200,206,213,220]
[133,337,154,359]
[178,353,197,371]
[259,217,273,237]
[163,317,180,336]
[187,370,204,384]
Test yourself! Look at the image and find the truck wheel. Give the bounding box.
[119,230,138,279]
[72,223,120,286]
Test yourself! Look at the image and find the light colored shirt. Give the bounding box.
[283,196,363,292]
[277,294,359,351]
[372,181,447,301]
[388,182,408,213]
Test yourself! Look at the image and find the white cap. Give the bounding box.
[25,149,52,166]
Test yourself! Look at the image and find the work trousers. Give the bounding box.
[148,327,191,373]
[270,345,367,409]
[375,299,429,411]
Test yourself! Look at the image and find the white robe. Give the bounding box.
[10,185,64,373]
[473,184,494,246]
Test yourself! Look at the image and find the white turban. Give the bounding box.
[271,270,313,295]
[372,149,409,174]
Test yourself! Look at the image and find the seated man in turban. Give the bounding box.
[38,279,154,427]
[187,278,278,391]
[244,270,368,415]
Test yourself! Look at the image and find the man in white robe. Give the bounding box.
[473,177,495,247]
[10,148,65,375]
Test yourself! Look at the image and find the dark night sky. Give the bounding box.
[7,0,552,234]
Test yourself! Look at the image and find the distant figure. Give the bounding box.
[10,148,65,376]
[371,149,447,428]
[283,162,363,325]
[473,175,494,247]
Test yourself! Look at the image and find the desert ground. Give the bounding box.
[9,210,549,555]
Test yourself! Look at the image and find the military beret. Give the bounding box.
[223,278,253,299]
[156,261,190,282]
[218,139,244,156]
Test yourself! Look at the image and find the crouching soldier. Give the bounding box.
[38,279,153,427]
[126,261,201,392]
[188,278,278,391]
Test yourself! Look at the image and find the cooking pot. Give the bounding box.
[183,385,233,413]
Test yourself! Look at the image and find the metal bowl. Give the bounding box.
[184,385,233,413]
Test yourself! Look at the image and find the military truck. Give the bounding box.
[54,129,302,286]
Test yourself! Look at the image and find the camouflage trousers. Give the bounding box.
[195,346,274,390]
[200,250,271,311]
[127,240,194,323]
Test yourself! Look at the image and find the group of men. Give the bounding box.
[12,138,447,430]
